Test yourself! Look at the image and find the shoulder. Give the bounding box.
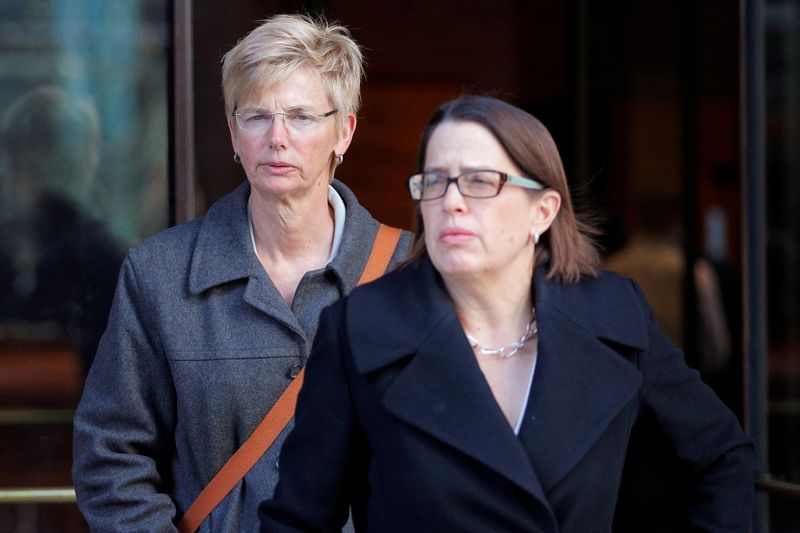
[127,183,249,277]
[337,259,450,373]
[348,260,422,308]
[538,268,651,350]
[338,262,423,335]
[126,218,202,272]
[564,268,641,295]
[545,268,648,313]
[308,269,415,373]
[333,179,413,239]
[332,179,415,273]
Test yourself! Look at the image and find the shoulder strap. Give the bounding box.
[355,224,404,285]
[177,223,403,533]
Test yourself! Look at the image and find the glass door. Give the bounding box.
[744,0,800,531]
[0,1,171,530]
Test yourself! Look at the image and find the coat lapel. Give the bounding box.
[382,310,550,505]
[187,181,302,335]
[517,270,648,493]
[347,259,551,509]
[348,259,649,510]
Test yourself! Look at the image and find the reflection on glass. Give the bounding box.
[603,193,735,387]
[0,86,124,374]
[0,1,169,530]
[764,1,800,529]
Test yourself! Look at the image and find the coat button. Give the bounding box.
[288,364,302,379]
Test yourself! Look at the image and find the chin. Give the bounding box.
[250,174,300,194]
[430,254,481,278]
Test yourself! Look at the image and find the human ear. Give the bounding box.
[530,189,561,238]
[335,112,357,155]
[227,116,240,156]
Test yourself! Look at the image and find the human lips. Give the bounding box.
[439,227,475,244]
[262,161,296,175]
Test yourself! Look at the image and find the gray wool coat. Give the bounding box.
[72,180,412,533]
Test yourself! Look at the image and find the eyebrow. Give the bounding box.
[240,104,317,113]
[423,166,490,174]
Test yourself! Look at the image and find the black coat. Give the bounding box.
[259,257,754,532]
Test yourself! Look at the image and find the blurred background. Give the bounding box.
[0,0,797,531]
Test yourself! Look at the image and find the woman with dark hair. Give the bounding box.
[259,96,753,532]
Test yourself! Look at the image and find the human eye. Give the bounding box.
[288,112,315,124]
[465,171,499,185]
[245,111,271,123]
[462,171,500,196]
[423,173,444,187]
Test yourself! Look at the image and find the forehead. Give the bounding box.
[425,120,519,173]
[239,65,332,109]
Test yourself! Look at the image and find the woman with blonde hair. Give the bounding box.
[73,14,410,532]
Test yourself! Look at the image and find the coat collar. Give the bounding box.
[347,257,554,522]
[346,256,448,374]
[324,181,383,294]
[534,267,649,351]
[186,181,301,331]
[188,181,259,295]
[187,180,381,336]
[347,257,648,501]
[348,257,649,373]
[187,180,380,297]
[517,268,646,492]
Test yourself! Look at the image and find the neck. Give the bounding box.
[250,184,334,264]
[444,271,535,348]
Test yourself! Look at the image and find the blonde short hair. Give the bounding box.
[221,14,364,134]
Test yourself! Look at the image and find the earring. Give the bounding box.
[233,153,241,164]
[533,231,540,245]
[336,153,344,165]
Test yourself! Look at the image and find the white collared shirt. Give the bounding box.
[514,355,538,435]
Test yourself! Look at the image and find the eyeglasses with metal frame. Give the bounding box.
[231,108,338,135]
[407,170,545,201]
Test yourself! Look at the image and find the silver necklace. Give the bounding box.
[465,309,538,359]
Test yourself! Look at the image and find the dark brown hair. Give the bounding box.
[406,95,600,284]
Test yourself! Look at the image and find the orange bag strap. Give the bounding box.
[177,224,403,533]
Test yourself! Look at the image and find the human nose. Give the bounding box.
[439,177,466,211]
[266,113,288,147]
[264,113,292,131]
